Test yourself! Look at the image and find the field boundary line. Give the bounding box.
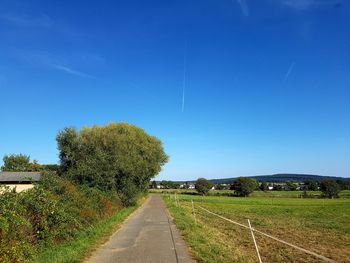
[196,205,337,263]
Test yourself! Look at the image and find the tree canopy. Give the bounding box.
[160,180,180,189]
[56,122,168,205]
[259,182,268,191]
[231,177,258,197]
[320,179,341,198]
[195,178,213,195]
[1,154,30,172]
[285,181,298,191]
[1,154,59,173]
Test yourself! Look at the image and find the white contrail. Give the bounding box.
[182,44,187,113]
[51,64,90,78]
[284,61,295,81]
[235,0,249,16]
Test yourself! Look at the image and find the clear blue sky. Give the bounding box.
[0,0,349,180]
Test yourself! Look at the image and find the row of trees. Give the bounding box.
[259,180,350,192]
[1,154,59,172]
[194,177,257,196]
[194,177,345,198]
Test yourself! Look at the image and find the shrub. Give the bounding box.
[0,173,123,262]
[0,186,33,263]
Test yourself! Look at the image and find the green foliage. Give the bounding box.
[285,181,298,191]
[28,162,60,173]
[1,154,30,171]
[304,180,319,191]
[33,205,138,263]
[231,177,258,197]
[27,160,42,172]
[320,179,341,198]
[195,178,213,196]
[56,122,168,206]
[259,182,268,191]
[150,180,158,189]
[1,154,59,173]
[336,179,350,190]
[0,174,123,263]
[160,180,180,189]
[182,182,191,189]
[215,184,230,190]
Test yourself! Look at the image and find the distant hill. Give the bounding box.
[248,174,350,183]
[171,173,350,184]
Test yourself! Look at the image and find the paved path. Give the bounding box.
[86,194,196,263]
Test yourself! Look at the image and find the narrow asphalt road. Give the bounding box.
[86,194,196,263]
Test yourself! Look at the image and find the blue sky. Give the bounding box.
[0,0,349,180]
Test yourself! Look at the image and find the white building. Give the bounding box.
[0,172,41,193]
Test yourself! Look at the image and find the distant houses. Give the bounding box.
[0,172,41,192]
[182,183,195,189]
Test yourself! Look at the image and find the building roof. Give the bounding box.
[0,172,42,182]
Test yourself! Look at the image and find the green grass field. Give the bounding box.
[164,194,350,263]
[151,189,350,198]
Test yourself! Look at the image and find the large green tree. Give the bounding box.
[1,154,30,172]
[320,179,340,198]
[195,178,213,195]
[56,122,168,206]
[231,177,258,197]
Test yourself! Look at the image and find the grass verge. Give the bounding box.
[164,196,248,263]
[32,202,142,263]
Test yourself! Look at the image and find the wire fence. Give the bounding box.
[170,194,338,263]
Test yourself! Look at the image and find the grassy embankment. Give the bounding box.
[0,174,145,263]
[33,203,141,263]
[164,194,350,263]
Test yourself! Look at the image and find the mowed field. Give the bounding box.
[163,194,350,263]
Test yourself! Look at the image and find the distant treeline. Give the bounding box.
[156,173,350,185]
[151,177,350,199]
[1,153,60,173]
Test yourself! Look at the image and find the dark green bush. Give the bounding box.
[0,173,123,263]
[0,186,33,263]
